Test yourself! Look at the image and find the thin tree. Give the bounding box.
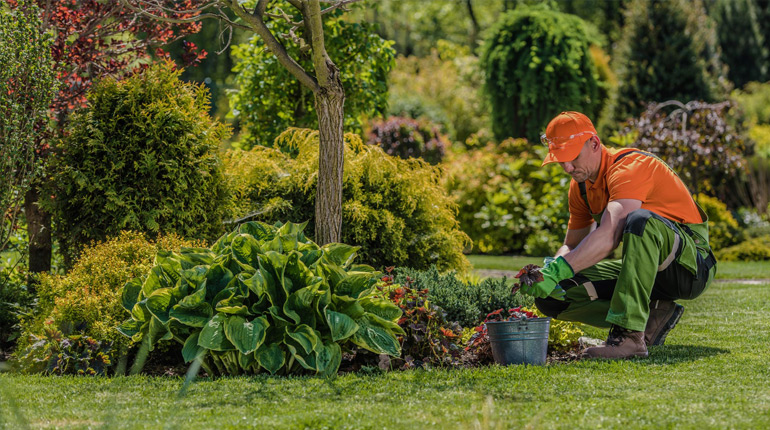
[124,0,363,245]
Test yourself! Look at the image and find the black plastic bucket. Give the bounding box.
[486,317,551,365]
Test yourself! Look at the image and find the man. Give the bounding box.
[519,111,717,359]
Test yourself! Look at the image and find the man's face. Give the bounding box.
[558,138,598,183]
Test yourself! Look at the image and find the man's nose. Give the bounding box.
[560,161,574,173]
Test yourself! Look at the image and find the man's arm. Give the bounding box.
[554,224,593,258]
[561,199,642,273]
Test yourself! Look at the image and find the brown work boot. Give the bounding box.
[645,300,685,346]
[583,325,648,359]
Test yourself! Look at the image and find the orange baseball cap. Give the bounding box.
[541,111,598,166]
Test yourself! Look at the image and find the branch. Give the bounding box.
[120,0,251,31]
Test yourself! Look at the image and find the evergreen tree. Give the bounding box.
[710,0,768,88]
[608,0,723,125]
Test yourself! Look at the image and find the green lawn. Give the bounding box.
[468,255,770,279]
[2,277,769,429]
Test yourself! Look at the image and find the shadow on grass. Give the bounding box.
[645,344,730,364]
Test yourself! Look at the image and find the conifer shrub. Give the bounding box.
[15,231,201,361]
[43,62,231,265]
[391,266,534,328]
[366,116,449,164]
[710,0,768,89]
[443,138,569,255]
[224,128,470,272]
[481,4,604,142]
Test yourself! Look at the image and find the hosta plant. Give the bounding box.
[118,221,404,376]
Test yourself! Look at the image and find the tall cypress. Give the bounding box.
[710,0,768,88]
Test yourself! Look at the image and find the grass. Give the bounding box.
[2,276,769,429]
[467,255,770,279]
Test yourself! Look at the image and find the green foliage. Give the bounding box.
[366,116,449,164]
[391,266,534,328]
[44,62,231,264]
[619,101,748,205]
[224,128,470,272]
[444,139,570,255]
[481,4,604,142]
[230,4,395,149]
[697,194,741,250]
[387,41,489,143]
[733,81,770,126]
[0,1,57,251]
[710,0,768,88]
[16,231,201,357]
[529,307,584,353]
[15,328,113,376]
[607,0,724,126]
[0,263,34,352]
[377,270,463,368]
[715,235,770,261]
[118,221,404,376]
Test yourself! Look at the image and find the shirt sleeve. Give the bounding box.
[607,157,654,202]
[567,180,594,230]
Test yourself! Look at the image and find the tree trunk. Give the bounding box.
[25,185,52,275]
[313,61,345,245]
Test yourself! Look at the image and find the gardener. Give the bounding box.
[519,111,717,359]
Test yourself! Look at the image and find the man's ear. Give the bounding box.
[591,136,601,151]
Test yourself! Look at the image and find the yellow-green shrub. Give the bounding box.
[17,232,202,355]
[526,307,584,353]
[716,235,770,261]
[224,128,470,272]
[696,194,741,249]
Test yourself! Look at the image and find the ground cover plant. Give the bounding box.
[118,221,404,377]
[1,276,768,429]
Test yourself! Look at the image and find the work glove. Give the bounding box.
[542,256,566,300]
[520,256,574,300]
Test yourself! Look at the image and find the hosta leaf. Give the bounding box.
[286,342,316,371]
[182,332,204,363]
[321,243,359,267]
[169,302,212,327]
[256,343,285,375]
[204,262,233,302]
[215,296,250,316]
[332,295,365,319]
[316,341,342,377]
[360,298,402,322]
[325,309,359,341]
[286,324,320,354]
[238,351,256,370]
[141,266,164,297]
[198,314,235,351]
[224,315,268,355]
[260,252,288,305]
[300,248,323,268]
[284,251,315,294]
[147,316,172,351]
[244,271,267,296]
[121,278,143,312]
[320,263,347,289]
[284,285,317,325]
[276,220,308,237]
[366,312,406,336]
[146,288,177,324]
[131,301,150,323]
[212,231,238,254]
[180,266,208,291]
[351,314,401,357]
[335,272,376,299]
[178,247,215,267]
[238,221,274,241]
[268,305,290,324]
[178,284,206,308]
[250,295,271,315]
[117,318,143,338]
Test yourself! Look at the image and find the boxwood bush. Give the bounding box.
[392,266,533,328]
[43,61,231,265]
[224,128,470,272]
[443,138,569,255]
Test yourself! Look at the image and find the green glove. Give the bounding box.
[542,257,566,300]
[521,256,574,299]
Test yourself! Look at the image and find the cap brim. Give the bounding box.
[541,141,585,166]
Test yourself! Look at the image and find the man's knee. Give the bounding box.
[534,297,569,319]
[623,209,655,236]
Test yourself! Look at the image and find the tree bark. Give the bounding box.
[25,185,52,275]
[313,59,345,245]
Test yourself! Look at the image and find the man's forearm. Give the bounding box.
[554,244,572,259]
[562,227,617,274]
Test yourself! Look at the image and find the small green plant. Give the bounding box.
[15,327,113,376]
[118,221,404,376]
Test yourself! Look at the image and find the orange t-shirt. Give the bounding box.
[567,146,703,230]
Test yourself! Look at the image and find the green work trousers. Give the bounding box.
[535,209,717,332]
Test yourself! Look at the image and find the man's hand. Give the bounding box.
[520,256,574,299]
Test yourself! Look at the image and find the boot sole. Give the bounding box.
[650,304,684,346]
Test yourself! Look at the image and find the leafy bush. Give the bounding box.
[619,101,748,206]
[43,61,231,265]
[224,128,470,272]
[387,41,489,143]
[710,0,768,89]
[391,266,534,328]
[733,81,770,126]
[118,221,404,376]
[607,0,725,126]
[530,307,584,353]
[696,194,741,250]
[230,5,395,149]
[377,269,463,368]
[0,1,57,251]
[16,231,201,358]
[15,328,113,376]
[443,138,570,255]
[366,116,449,164]
[0,264,34,353]
[481,4,604,142]
[715,235,770,261]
